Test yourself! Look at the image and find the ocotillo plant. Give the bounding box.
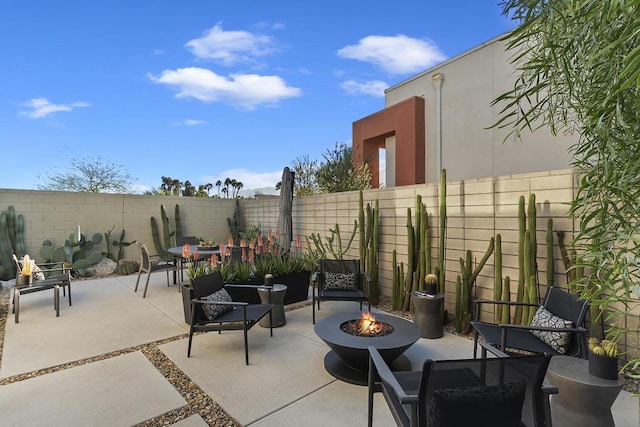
[455,237,494,333]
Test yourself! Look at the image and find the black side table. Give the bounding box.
[258,284,287,328]
[545,356,624,427]
[411,291,444,338]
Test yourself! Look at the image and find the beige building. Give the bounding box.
[353,34,576,186]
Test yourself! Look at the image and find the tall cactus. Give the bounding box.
[161,204,172,252]
[438,169,447,294]
[0,206,27,279]
[358,191,380,304]
[501,276,511,324]
[494,233,503,322]
[455,237,495,333]
[546,218,554,287]
[0,211,13,279]
[514,195,527,324]
[175,204,183,241]
[150,204,178,260]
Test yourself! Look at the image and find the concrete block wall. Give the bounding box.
[0,190,237,261]
[2,168,638,355]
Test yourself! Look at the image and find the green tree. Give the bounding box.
[495,0,640,363]
[37,156,133,193]
[317,143,371,193]
[291,155,319,196]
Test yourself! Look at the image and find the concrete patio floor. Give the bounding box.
[0,273,638,426]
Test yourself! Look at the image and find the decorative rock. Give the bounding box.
[77,257,118,277]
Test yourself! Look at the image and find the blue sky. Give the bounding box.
[1,1,513,194]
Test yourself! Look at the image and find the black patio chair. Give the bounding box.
[367,346,554,427]
[472,285,589,359]
[312,258,371,324]
[188,270,274,365]
[134,242,178,298]
[175,236,198,282]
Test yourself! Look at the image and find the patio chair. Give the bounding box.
[367,346,554,427]
[312,258,371,324]
[472,285,589,359]
[134,242,178,298]
[175,236,198,282]
[188,270,274,365]
[11,254,70,323]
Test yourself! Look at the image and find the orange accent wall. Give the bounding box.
[352,96,425,187]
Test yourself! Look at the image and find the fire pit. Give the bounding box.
[314,312,420,385]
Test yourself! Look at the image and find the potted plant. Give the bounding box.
[588,337,620,380]
[16,254,34,287]
[218,233,317,305]
[250,233,317,305]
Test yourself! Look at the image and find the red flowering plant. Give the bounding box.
[184,244,216,280]
[185,231,319,284]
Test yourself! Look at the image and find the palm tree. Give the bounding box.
[204,183,213,197]
[215,180,222,197]
[224,178,232,199]
[221,187,228,198]
[233,181,244,197]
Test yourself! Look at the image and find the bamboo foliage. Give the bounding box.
[495,0,640,372]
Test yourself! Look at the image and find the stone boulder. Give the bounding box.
[77,257,118,277]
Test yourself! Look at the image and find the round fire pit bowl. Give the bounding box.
[314,312,420,385]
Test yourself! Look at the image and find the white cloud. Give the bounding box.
[148,67,301,110]
[18,97,90,119]
[186,23,277,66]
[337,34,446,75]
[341,80,387,97]
[201,168,282,191]
[175,119,205,126]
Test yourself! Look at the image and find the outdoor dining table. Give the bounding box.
[167,245,221,282]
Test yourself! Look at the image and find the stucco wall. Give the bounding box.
[384,35,575,184]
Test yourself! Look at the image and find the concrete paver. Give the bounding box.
[1,274,637,426]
